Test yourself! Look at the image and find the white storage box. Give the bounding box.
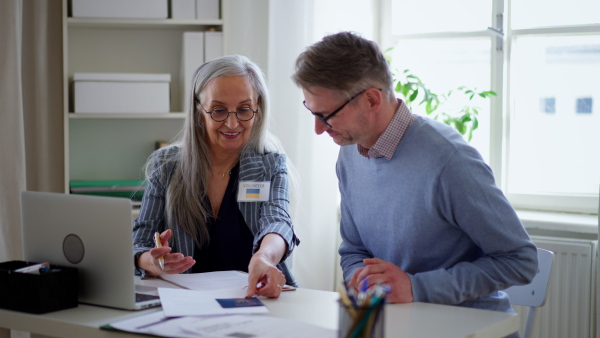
[196,0,219,19]
[74,73,171,114]
[172,0,196,19]
[72,0,168,19]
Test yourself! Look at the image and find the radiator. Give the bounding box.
[512,236,598,338]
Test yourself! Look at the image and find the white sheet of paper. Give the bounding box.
[158,287,269,317]
[179,314,337,338]
[107,311,336,338]
[107,311,198,338]
[159,270,249,290]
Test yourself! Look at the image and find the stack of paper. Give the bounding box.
[102,271,335,337]
[106,312,336,338]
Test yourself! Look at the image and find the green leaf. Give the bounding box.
[395,82,403,93]
[425,101,433,114]
[467,130,473,142]
[402,86,410,98]
[409,89,419,102]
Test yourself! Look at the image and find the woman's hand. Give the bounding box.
[137,229,196,276]
[245,233,287,298]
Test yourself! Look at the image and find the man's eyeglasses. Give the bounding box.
[303,89,367,128]
[201,106,258,122]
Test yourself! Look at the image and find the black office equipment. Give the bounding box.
[0,260,78,314]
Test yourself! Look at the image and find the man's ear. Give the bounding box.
[364,88,383,113]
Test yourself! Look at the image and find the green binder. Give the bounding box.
[69,180,146,201]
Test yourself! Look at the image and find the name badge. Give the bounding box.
[237,181,270,202]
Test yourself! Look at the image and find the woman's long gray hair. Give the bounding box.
[145,55,289,247]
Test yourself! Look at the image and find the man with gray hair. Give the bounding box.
[292,31,537,318]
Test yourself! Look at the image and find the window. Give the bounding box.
[541,98,555,114]
[577,98,593,114]
[382,0,600,214]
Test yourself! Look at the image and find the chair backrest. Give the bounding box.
[503,248,554,338]
[504,248,554,307]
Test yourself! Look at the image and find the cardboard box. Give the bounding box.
[0,261,78,314]
[72,0,168,19]
[74,73,171,114]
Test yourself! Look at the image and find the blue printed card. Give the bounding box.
[216,298,265,308]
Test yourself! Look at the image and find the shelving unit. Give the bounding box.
[61,0,224,193]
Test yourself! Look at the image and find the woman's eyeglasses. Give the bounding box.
[201,106,258,122]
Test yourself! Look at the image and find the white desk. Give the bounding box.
[0,285,518,338]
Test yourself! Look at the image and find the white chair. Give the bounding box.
[503,248,555,338]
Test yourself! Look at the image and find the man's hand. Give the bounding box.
[348,258,413,303]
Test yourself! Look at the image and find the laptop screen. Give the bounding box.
[21,191,159,310]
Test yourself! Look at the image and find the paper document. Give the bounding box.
[158,270,296,291]
[104,311,336,338]
[103,311,195,337]
[159,270,249,290]
[159,287,269,317]
[179,314,337,338]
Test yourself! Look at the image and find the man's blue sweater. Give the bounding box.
[337,115,538,312]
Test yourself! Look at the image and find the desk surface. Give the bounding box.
[0,281,518,338]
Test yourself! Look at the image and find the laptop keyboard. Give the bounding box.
[136,293,160,302]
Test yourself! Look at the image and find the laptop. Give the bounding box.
[21,191,161,310]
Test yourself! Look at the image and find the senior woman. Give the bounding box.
[133,55,299,298]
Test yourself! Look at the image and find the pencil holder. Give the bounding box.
[0,260,78,314]
[338,300,385,338]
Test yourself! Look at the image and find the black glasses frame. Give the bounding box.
[201,106,258,122]
[303,89,367,128]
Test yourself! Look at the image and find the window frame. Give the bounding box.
[380,0,600,215]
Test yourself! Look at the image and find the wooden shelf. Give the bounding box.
[67,17,222,30]
[62,0,224,190]
[68,113,186,119]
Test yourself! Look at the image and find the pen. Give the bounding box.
[136,315,178,329]
[15,262,50,274]
[338,287,358,318]
[346,284,358,307]
[358,277,369,306]
[154,232,165,270]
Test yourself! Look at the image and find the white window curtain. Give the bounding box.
[0,0,64,262]
[225,0,374,291]
[225,0,339,291]
[267,1,340,291]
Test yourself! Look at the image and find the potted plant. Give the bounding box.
[388,60,496,142]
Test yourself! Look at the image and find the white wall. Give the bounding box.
[222,0,269,70]
[223,0,340,291]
